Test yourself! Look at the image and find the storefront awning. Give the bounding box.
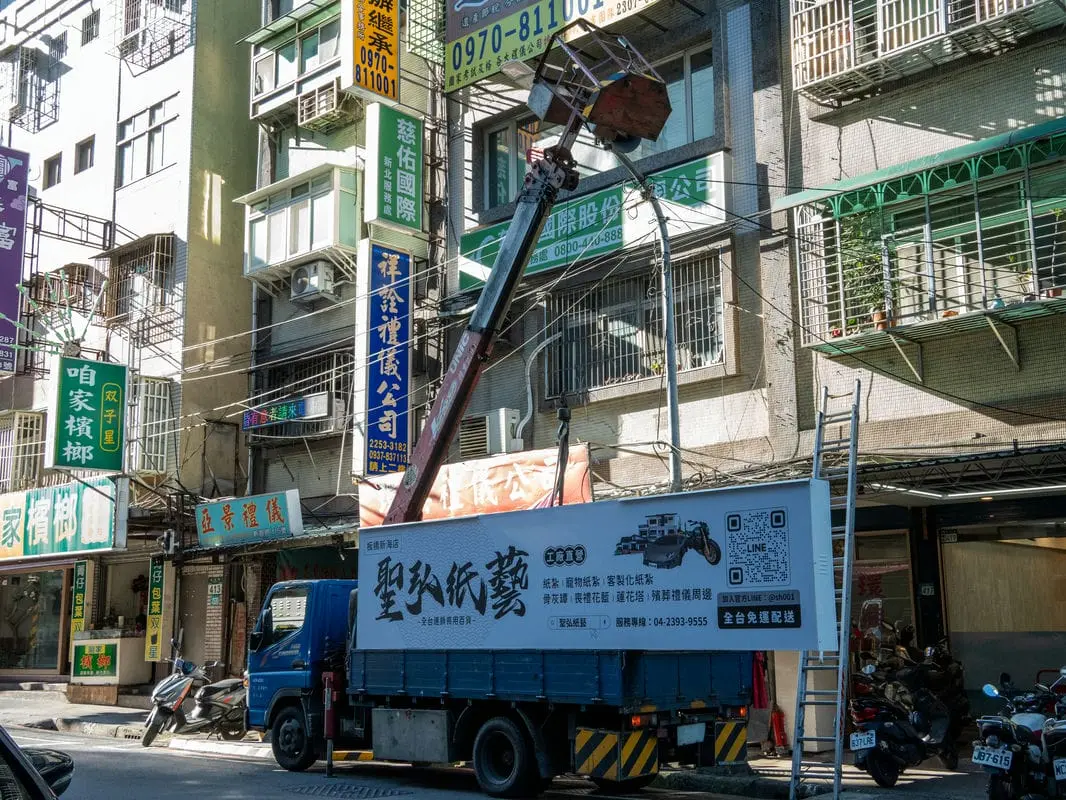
[773,116,1066,215]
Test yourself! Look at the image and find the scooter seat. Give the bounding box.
[198,678,242,698]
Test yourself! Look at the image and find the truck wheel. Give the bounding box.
[590,775,656,793]
[272,706,316,772]
[472,716,538,798]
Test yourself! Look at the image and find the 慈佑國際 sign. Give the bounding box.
[48,357,127,472]
[358,478,836,652]
[363,244,411,475]
[195,490,304,549]
[364,104,423,233]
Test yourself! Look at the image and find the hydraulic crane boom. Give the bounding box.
[383,22,671,525]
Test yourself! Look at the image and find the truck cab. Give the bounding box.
[246,579,356,767]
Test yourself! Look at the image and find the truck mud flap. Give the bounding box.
[575,728,659,782]
[714,721,748,765]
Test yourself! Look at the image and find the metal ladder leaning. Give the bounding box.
[789,380,861,800]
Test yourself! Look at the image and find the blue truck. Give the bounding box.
[246,578,753,796]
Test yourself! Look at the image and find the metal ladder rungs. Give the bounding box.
[803,699,839,707]
[804,689,839,697]
[798,736,838,743]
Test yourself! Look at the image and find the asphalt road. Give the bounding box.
[9,727,710,800]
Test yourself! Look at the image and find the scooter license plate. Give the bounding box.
[1054,757,1066,781]
[972,746,1013,770]
[849,732,876,751]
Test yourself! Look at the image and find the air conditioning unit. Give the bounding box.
[297,78,361,134]
[290,261,338,305]
[458,408,523,460]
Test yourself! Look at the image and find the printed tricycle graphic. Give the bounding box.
[614,513,721,569]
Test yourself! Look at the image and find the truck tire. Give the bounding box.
[272,705,317,772]
[590,775,656,793]
[472,716,538,798]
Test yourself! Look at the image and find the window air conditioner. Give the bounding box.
[290,261,338,305]
[458,408,523,460]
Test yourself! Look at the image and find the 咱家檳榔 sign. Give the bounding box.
[0,477,125,562]
[364,244,411,475]
[242,392,331,431]
[195,490,304,548]
[444,0,661,91]
[145,555,165,661]
[365,104,423,233]
[343,0,400,103]
[458,153,731,290]
[358,478,836,652]
[49,357,127,472]
[73,643,117,679]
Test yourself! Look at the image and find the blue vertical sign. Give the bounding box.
[365,244,411,475]
[0,147,28,374]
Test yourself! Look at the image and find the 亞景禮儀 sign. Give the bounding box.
[195,489,304,548]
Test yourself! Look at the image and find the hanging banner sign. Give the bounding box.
[242,392,331,431]
[145,555,165,661]
[444,0,661,91]
[343,0,400,103]
[48,356,128,472]
[195,489,304,548]
[70,560,88,644]
[364,244,412,475]
[0,147,28,374]
[364,104,424,233]
[358,479,836,652]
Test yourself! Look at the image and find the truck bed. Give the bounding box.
[348,650,752,712]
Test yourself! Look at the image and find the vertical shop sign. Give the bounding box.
[49,356,127,472]
[70,560,87,644]
[364,104,423,232]
[350,0,399,103]
[145,555,165,661]
[0,147,28,374]
[365,244,411,475]
[207,575,223,608]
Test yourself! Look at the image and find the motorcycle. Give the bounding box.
[974,670,1065,800]
[142,650,247,747]
[849,662,961,788]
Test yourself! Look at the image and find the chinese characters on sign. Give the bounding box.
[145,555,165,661]
[359,479,836,652]
[70,561,87,644]
[0,478,121,562]
[72,643,117,679]
[351,0,399,102]
[364,244,411,475]
[241,392,331,431]
[0,147,28,374]
[49,357,127,472]
[365,104,423,232]
[195,489,304,548]
[459,153,729,290]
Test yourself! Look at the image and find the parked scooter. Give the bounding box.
[974,670,1066,800]
[142,646,247,747]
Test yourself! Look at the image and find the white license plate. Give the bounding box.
[972,746,1013,770]
[677,722,706,747]
[1055,758,1066,781]
[849,731,876,751]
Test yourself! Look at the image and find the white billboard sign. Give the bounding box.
[358,479,836,652]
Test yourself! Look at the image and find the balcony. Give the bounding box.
[244,0,361,129]
[235,163,360,293]
[788,119,1066,376]
[790,0,1066,103]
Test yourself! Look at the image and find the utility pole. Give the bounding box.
[610,149,682,493]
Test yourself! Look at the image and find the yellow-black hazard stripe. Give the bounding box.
[714,721,747,765]
[575,728,658,781]
[330,750,375,762]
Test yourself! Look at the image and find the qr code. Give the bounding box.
[725,508,790,586]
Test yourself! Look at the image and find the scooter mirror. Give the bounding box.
[983,683,1000,698]
[863,664,877,675]
[1059,666,1066,677]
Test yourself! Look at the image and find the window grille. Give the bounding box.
[0,411,44,492]
[127,376,172,473]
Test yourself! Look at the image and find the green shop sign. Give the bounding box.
[458,152,731,290]
[49,356,127,472]
[73,643,117,679]
[365,103,424,233]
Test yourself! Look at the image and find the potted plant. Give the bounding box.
[840,214,891,331]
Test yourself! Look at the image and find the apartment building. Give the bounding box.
[0,0,256,685]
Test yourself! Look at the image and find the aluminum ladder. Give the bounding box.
[788,381,861,800]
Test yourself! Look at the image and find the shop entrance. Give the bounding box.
[178,572,208,668]
[0,567,69,673]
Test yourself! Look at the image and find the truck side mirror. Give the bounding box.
[249,630,264,652]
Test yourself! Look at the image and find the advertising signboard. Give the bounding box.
[70,560,87,644]
[145,555,165,661]
[343,0,401,103]
[242,392,331,431]
[48,356,128,472]
[195,490,304,549]
[73,643,117,679]
[358,478,836,652]
[364,104,424,233]
[0,147,28,374]
[358,444,594,527]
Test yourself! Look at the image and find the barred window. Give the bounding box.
[102,234,174,321]
[127,376,172,473]
[252,349,354,439]
[545,253,724,398]
[0,411,44,492]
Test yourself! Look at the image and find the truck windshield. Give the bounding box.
[259,587,309,648]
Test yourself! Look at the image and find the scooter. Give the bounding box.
[142,648,247,747]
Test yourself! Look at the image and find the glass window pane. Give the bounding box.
[290,198,310,254]
[0,570,65,669]
[268,209,287,263]
[690,48,714,141]
[311,191,333,248]
[254,55,276,95]
[486,127,511,208]
[300,31,319,72]
[277,41,297,85]
[130,136,147,182]
[148,126,165,173]
[249,217,268,270]
[318,20,340,60]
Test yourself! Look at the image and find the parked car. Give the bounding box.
[0,723,74,798]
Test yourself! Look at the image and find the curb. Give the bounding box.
[54,718,153,742]
[166,737,273,759]
[652,770,834,798]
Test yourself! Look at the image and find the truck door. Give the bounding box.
[247,583,313,728]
